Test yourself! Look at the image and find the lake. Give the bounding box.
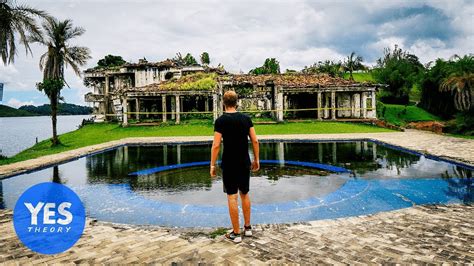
[0,115,91,157]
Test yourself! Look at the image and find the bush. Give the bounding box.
[445,109,474,135]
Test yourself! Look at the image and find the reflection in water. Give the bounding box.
[131,164,345,205]
[80,141,473,204]
[442,166,473,203]
[52,166,62,184]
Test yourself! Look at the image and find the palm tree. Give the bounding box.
[0,0,49,64]
[440,55,474,111]
[32,18,91,146]
[344,52,363,80]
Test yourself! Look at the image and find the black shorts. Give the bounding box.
[222,167,250,195]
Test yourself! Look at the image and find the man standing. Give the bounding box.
[210,90,260,243]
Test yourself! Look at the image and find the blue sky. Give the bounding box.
[0,0,472,108]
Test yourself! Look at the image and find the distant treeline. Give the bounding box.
[0,103,92,117]
[19,103,92,116]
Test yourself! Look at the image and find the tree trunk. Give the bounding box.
[50,93,60,146]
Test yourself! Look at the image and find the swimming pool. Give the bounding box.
[1,140,472,227]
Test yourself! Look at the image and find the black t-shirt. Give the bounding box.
[214,112,254,170]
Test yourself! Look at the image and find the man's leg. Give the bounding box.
[227,194,240,234]
[240,192,251,226]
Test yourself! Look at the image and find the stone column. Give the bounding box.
[352,93,360,118]
[351,93,356,118]
[135,98,140,121]
[331,91,336,120]
[370,91,377,118]
[213,93,218,121]
[317,92,322,120]
[218,93,224,116]
[324,93,329,118]
[161,96,167,122]
[205,97,209,112]
[361,92,367,118]
[276,87,284,122]
[217,83,224,116]
[104,75,110,120]
[171,97,176,120]
[122,98,128,126]
[175,95,180,124]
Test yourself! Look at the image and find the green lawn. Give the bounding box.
[378,104,441,126]
[0,120,392,165]
[343,72,375,82]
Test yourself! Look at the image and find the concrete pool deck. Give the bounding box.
[0,204,473,264]
[0,129,473,263]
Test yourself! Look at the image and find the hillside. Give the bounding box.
[0,103,92,117]
[0,104,37,117]
[19,103,93,116]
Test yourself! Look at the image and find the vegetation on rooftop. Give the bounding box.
[160,72,218,91]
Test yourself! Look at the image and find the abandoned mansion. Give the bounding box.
[84,58,382,125]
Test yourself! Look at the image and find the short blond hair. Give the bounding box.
[223,90,238,107]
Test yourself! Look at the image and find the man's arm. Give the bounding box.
[210,131,222,177]
[249,127,260,172]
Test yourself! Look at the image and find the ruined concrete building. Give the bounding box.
[84,59,382,125]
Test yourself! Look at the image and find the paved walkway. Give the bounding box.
[1,130,474,178]
[1,130,473,263]
[1,205,473,264]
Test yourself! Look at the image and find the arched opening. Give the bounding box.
[164,72,174,80]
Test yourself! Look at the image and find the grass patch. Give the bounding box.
[0,120,392,166]
[343,72,375,82]
[378,104,441,126]
[408,84,422,104]
[209,227,228,238]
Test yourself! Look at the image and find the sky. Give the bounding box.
[0,0,473,108]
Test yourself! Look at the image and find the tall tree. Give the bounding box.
[200,52,210,65]
[249,58,280,75]
[344,52,364,80]
[0,0,49,64]
[183,53,197,65]
[172,52,198,66]
[32,18,91,146]
[97,54,126,68]
[373,45,424,104]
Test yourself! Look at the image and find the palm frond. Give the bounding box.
[12,4,50,20]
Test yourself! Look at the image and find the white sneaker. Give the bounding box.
[225,231,242,243]
[244,225,253,237]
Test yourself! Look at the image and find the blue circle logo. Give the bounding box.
[13,182,86,255]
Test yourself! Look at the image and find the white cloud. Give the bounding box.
[0,0,471,105]
[6,98,35,108]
